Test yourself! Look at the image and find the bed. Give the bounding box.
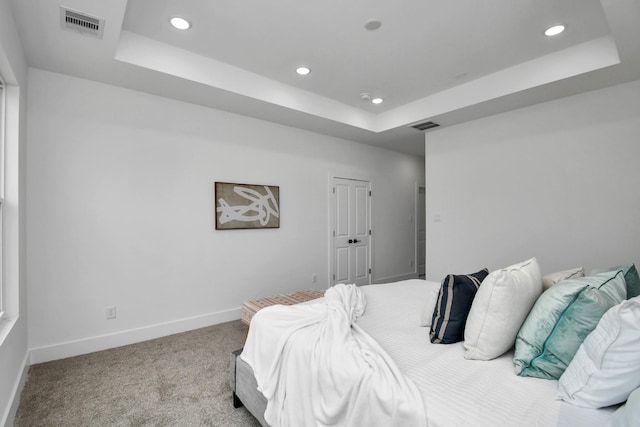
[230,277,628,426]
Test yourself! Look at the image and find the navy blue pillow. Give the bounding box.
[430,269,489,344]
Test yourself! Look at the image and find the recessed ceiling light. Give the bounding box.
[544,24,565,37]
[371,97,384,105]
[170,17,191,30]
[296,66,311,76]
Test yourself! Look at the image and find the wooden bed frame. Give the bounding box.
[229,348,267,426]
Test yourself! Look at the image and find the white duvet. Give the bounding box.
[240,283,427,427]
[356,279,615,427]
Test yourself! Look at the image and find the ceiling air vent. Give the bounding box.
[411,121,440,131]
[60,7,105,39]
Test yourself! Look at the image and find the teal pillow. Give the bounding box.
[592,264,640,299]
[514,270,626,380]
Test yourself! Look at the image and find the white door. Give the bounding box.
[332,178,371,286]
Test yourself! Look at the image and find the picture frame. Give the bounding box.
[214,182,280,230]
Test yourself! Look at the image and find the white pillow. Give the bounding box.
[557,296,640,408]
[463,258,542,360]
[607,387,640,427]
[542,267,584,290]
[419,286,440,327]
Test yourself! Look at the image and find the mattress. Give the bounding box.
[355,279,615,427]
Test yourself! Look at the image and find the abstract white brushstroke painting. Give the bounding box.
[215,182,280,229]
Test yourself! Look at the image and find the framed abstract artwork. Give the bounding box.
[214,182,280,230]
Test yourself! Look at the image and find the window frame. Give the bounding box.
[0,75,5,320]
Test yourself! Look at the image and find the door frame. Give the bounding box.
[415,184,426,278]
[328,174,373,287]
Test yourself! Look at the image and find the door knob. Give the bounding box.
[353,239,360,243]
[348,239,354,244]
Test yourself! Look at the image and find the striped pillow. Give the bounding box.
[430,269,489,344]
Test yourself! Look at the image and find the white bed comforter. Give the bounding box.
[240,283,427,427]
[356,280,615,427]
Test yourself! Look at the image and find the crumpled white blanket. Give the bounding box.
[240,283,428,427]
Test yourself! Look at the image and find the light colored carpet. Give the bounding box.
[15,320,261,427]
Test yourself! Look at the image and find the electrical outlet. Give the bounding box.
[106,306,117,320]
[312,274,318,284]
[410,259,414,268]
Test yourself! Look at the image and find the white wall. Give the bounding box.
[0,0,28,424]
[26,69,424,362]
[425,79,640,281]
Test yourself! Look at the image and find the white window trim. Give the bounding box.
[0,76,5,320]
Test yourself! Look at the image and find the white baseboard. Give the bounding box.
[372,272,419,285]
[2,352,29,427]
[29,307,241,365]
